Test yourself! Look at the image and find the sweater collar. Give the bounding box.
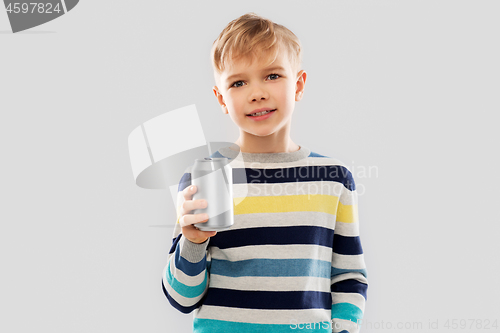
[216,144,310,163]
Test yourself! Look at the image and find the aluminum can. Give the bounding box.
[191,157,234,231]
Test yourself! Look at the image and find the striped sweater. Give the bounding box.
[162,145,368,333]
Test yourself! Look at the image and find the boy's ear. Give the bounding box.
[213,86,227,113]
[295,70,307,102]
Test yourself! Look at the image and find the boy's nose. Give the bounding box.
[249,85,268,102]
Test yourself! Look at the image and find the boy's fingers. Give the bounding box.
[180,185,208,218]
[180,185,196,215]
[179,212,209,228]
[183,185,196,200]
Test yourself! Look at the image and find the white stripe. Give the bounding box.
[228,211,336,230]
[339,188,358,205]
[334,221,360,237]
[209,274,330,292]
[331,272,368,286]
[331,292,366,312]
[233,180,344,198]
[196,305,331,325]
[331,253,366,270]
[210,244,332,261]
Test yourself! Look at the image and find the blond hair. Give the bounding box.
[211,13,302,82]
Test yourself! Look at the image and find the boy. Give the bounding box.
[162,13,368,333]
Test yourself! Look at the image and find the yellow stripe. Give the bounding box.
[233,194,339,215]
[337,202,358,223]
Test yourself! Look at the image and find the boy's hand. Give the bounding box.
[178,185,217,244]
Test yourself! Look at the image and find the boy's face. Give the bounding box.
[213,50,306,150]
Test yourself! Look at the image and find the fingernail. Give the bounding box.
[191,186,195,191]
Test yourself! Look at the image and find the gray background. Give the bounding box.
[1,1,499,332]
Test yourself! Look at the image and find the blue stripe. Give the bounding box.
[211,258,331,278]
[332,234,363,255]
[331,279,368,300]
[331,302,363,322]
[161,279,203,314]
[232,165,355,191]
[194,318,333,332]
[204,288,332,310]
[331,267,367,278]
[174,242,207,277]
[166,261,208,298]
[209,226,334,249]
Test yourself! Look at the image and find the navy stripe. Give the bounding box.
[162,279,202,314]
[169,234,182,255]
[232,165,355,191]
[331,279,368,300]
[343,169,356,193]
[333,234,363,255]
[203,288,332,310]
[208,226,334,249]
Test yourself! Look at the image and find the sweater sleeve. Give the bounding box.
[330,168,368,333]
[161,171,211,314]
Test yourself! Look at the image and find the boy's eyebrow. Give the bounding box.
[225,66,287,82]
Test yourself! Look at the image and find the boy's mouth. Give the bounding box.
[247,109,276,117]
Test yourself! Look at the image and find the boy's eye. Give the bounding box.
[231,81,244,88]
[267,73,280,80]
